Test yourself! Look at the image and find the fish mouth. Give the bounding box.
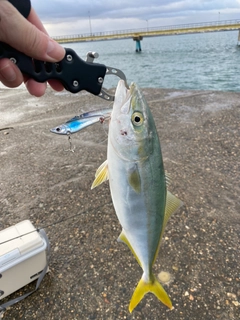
[113,80,132,116]
[120,82,142,118]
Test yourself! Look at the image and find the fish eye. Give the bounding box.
[135,116,141,123]
[56,127,61,132]
[131,112,143,127]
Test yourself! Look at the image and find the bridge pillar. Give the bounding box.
[133,36,143,52]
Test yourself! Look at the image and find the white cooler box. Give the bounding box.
[0,220,49,300]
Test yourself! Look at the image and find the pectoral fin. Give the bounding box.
[128,166,141,193]
[91,160,109,189]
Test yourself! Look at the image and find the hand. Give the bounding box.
[0,1,65,96]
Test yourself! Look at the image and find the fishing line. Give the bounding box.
[0,203,110,246]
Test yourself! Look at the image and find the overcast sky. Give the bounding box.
[31,0,240,36]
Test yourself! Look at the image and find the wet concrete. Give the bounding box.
[0,86,239,319]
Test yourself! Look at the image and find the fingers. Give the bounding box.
[0,58,65,96]
[24,79,64,97]
[25,78,47,97]
[48,79,65,92]
[0,58,24,88]
[0,59,48,95]
[0,2,65,62]
[0,2,65,96]
[27,8,48,34]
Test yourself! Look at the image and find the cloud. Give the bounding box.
[30,0,240,36]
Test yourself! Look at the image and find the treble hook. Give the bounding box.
[64,133,75,153]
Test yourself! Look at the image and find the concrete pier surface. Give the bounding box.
[0,86,239,319]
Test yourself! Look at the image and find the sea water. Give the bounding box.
[0,30,239,92]
[68,30,240,92]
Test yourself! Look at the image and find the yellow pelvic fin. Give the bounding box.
[91,160,109,189]
[129,275,172,313]
[118,231,142,268]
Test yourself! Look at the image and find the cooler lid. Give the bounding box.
[0,220,44,259]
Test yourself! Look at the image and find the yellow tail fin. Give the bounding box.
[129,275,172,313]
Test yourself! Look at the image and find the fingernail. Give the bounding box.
[46,40,65,61]
[0,63,16,82]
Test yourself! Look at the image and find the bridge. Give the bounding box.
[53,19,240,44]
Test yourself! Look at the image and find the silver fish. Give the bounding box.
[92,80,183,312]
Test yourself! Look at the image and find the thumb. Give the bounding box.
[0,1,65,62]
